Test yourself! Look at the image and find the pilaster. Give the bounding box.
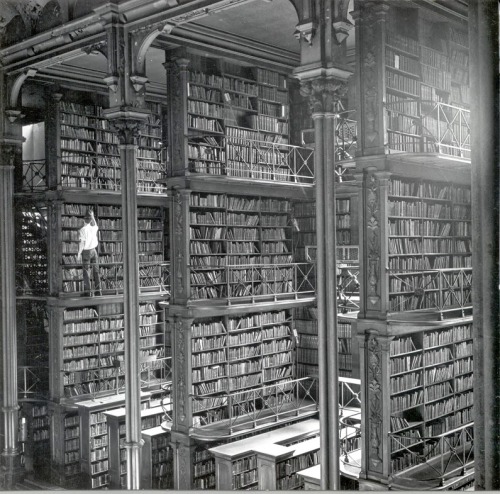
[357,330,393,488]
[358,167,391,320]
[352,0,390,156]
[170,189,191,305]
[170,316,194,435]
[164,56,190,178]
[170,430,195,490]
[45,91,62,190]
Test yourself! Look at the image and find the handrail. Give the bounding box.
[389,422,474,486]
[225,137,315,184]
[60,260,170,296]
[189,262,315,303]
[21,160,47,192]
[190,377,318,433]
[389,267,472,313]
[18,366,49,399]
[385,100,471,160]
[20,159,168,193]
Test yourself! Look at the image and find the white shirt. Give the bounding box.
[79,223,99,250]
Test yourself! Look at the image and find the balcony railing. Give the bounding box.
[190,377,318,436]
[389,267,472,315]
[61,260,170,296]
[339,378,362,474]
[386,101,471,160]
[225,138,314,184]
[189,262,316,304]
[20,159,168,193]
[21,160,47,192]
[389,422,474,488]
[18,366,49,400]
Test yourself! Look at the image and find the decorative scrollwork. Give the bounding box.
[366,172,380,306]
[367,334,383,471]
[108,118,144,145]
[175,318,186,423]
[299,77,349,114]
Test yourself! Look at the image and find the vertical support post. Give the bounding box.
[469,0,500,489]
[0,70,24,486]
[0,141,23,488]
[324,110,339,486]
[296,75,351,490]
[111,119,144,490]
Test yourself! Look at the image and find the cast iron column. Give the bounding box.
[0,130,23,487]
[469,0,500,489]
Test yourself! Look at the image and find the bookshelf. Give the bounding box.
[387,176,472,315]
[173,310,296,429]
[170,54,313,184]
[209,419,320,490]
[58,100,166,192]
[383,8,470,156]
[184,192,303,302]
[141,426,173,489]
[60,300,167,400]
[21,402,50,477]
[60,204,167,296]
[388,319,473,475]
[105,406,164,488]
[76,393,151,489]
[63,412,81,484]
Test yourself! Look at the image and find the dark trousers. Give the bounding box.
[82,248,101,294]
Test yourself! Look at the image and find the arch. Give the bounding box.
[72,0,106,19]
[0,1,30,48]
[34,0,63,34]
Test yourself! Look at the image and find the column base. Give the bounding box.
[0,454,25,490]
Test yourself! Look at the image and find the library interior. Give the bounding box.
[0,0,498,491]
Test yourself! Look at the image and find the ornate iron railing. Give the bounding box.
[140,356,172,391]
[190,377,318,433]
[225,138,315,184]
[21,160,47,192]
[386,101,471,160]
[61,260,170,296]
[389,422,474,487]
[18,366,49,400]
[189,262,315,304]
[389,267,472,314]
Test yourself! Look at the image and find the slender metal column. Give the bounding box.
[469,0,500,489]
[118,134,143,490]
[312,112,330,489]
[0,143,22,488]
[324,111,339,488]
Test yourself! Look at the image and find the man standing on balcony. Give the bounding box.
[77,209,102,297]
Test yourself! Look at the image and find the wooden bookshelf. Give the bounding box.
[105,406,164,489]
[60,300,167,400]
[76,393,151,489]
[387,176,472,314]
[388,319,473,474]
[209,419,320,490]
[141,426,173,489]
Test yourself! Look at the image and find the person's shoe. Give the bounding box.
[95,291,102,297]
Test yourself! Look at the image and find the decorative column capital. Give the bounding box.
[106,116,147,145]
[299,76,349,114]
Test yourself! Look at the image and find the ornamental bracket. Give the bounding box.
[294,21,317,46]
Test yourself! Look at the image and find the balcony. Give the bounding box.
[389,423,474,490]
[389,267,472,318]
[190,377,318,440]
[386,101,471,162]
[60,260,170,297]
[188,262,316,305]
[185,135,315,184]
[19,159,168,194]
